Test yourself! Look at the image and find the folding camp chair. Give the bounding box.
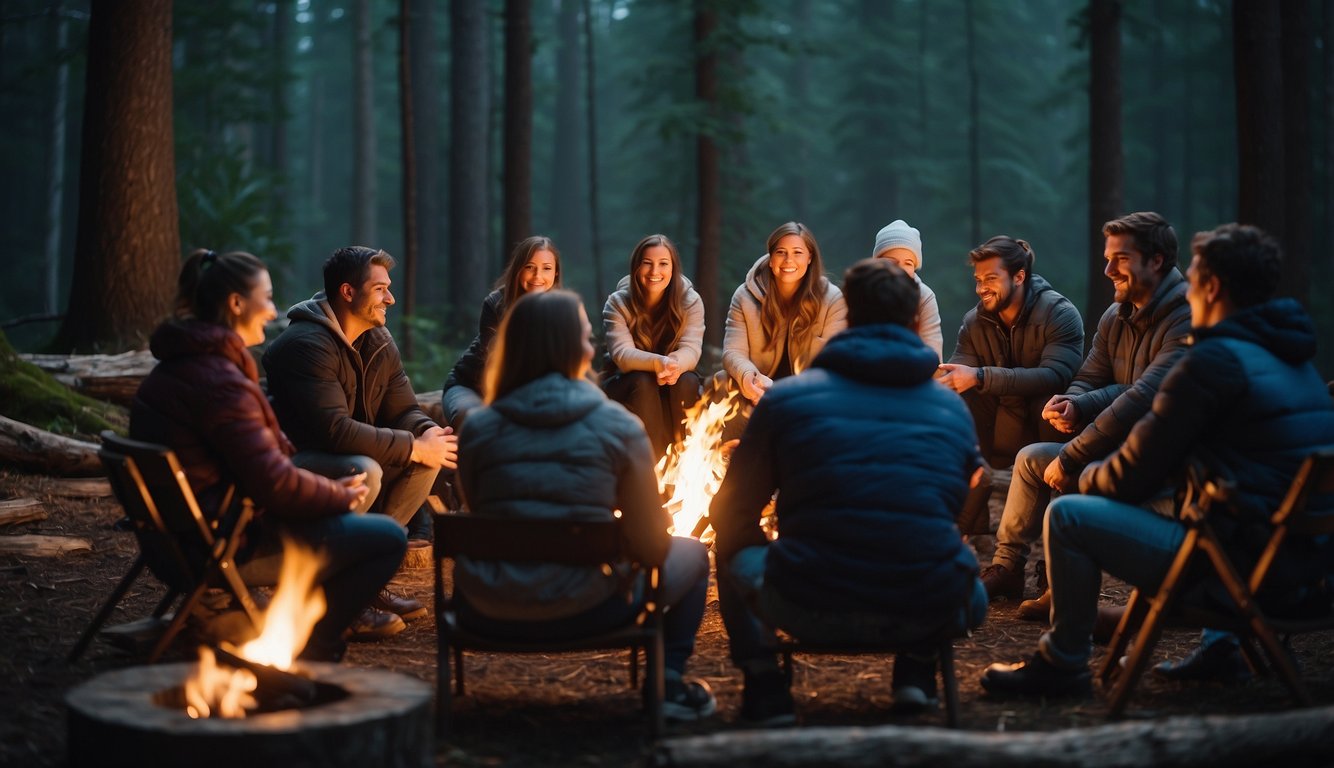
[433,511,665,741]
[67,431,262,662]
[1098,446,1334,717]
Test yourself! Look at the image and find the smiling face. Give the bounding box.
[231,269,277,347]
[521,249,558,295]
[1104,233,1163,307]
[769,234,811,295]
[635,244,674,302]
[876,247,918,279]
[349,263,394,329]
[974,256,1022,315]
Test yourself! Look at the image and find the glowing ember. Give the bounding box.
[656,391,742,538]
[184,537,326,719]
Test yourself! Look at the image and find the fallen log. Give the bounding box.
[45,477,113,498]
[19,349,155,406]
[0,534,93,556]
[652,705,1334,768]
[0,499,46,526]
[0,414,103,477]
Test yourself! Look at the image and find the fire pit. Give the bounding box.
[66,662,432,768]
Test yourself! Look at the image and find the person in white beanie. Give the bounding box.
[872,220,943,360]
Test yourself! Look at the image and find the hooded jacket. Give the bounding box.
[712,323,983,616]
[949,273,1084,459]
[1082,299,1334,586]
[722,255,848,386]
[602,274,705,375]
[454,373,670,621]
[131,319,357,523]
[1058,267,1192,471]
[262,295,437,467]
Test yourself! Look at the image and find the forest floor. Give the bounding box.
[3,467,1334,767]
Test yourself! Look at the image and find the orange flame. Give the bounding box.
[656,391,742,538]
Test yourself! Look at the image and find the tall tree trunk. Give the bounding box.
[410,0,443,307]
[450,0,491,332]
[1087,0,1123,345]
[550,0,584,264]
[352,0,376,245]
[695,4,721,348]
[398,0,418,359]
[503,0,533,258]
[1232,0,1284,242]
[57,0,179,352]
[269,0,290,231]
[1279,0,1310,305]
[965,0,981,245]
[583,0,604,304]
[44,1,71,315]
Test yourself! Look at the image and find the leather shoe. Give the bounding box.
[372,587,428,621]
[980,563,1024,601]
[344,606,407,642]
[981,653,1092,698]
[1017,589,1051,621]
[1153,641,1250,683]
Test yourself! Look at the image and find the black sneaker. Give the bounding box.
[1153,641,1251,683]
[891,653,939,714]
[661,677,717,721]
[980,652,1092,698]
[740,669,796,726]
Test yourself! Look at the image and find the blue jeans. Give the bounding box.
[719,546,988,672]
[238,512,407,659]
[293,450,439,529]
[1039,494,1185,668]
[456,537,710,675]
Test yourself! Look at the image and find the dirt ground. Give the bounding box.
[2,468,1333,767]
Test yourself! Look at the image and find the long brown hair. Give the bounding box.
[626,234,687,355]
[484,290,587,403]
[759,222,825,356]
[496,236,563,307]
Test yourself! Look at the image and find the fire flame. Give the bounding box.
[656,391,742,538]
[184,537,326,719]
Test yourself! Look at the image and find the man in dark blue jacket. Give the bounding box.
[711,258,987,725]
[981,223,1334,697]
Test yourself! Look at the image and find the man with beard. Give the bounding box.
[978,213,1192,616]
[264,246,457,634]
[938,235,1084,470]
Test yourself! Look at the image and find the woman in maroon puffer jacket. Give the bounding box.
[131,249,408,661]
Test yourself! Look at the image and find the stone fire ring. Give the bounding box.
[67,662,432,768]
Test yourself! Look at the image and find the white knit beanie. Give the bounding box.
[872,220,923,269]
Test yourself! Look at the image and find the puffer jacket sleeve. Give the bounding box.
[983,297,1084,396]
[606,407,671,567]
[711,392,782,563]
[948,311,982,367]
[377,342,439,438]
[444,292,503,394]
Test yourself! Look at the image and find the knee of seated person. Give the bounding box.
[667,536,710,580]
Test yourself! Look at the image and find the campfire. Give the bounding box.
[655,391,743,539]
[183,537,327,719]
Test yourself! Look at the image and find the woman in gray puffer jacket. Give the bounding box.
[455,289,716,720]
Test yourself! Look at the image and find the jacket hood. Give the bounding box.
[1197,298,1317,365]
[285,293,388,353]
[1123,267,1187,326]
[490,372,607,428]
[975,272,1056,324]
[149,319,258,382]
[811,323,939,387]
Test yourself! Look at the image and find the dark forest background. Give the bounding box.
[2,0,1331,387]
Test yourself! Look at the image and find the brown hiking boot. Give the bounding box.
[344,606,407,642]
[980,563,1024,601]
[371,587,428,621]
[1018,589,1051,621]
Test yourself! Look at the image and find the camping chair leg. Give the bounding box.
[644,628,664,741]
[437,639,454,741]
[1098,589,1147,685]
[629,645,640,688]
[1237,635,1266,676]
[939,642,959,728]
[217,559,263,629]
[68,555,149,663]
[148,581,212,662]
[152,588,180,618]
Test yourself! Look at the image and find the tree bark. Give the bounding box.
[398,0,418,359]
[1233,0,1284,241]
[1087,0,1123,347]
[269,0,290,231]
[450,0,491,331]
[695,4,722,348]
[351,0,376,245]
[56,0,179,353]
[1279,0,1310,305]
[409,0,443,307]
[502,0,533,259]
[44,1,71,316]
[0,414,103,477]
[21,349,155,406]
[653,705,1334,768]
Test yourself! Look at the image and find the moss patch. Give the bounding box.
[0,329,126,438]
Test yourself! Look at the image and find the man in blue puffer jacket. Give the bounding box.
[711,258,988,725]
[981,223,1334,697]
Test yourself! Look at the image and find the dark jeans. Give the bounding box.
[456,537,710,675]
[603,370,703,459]
[238,512,407,659]
[292,450,439,530]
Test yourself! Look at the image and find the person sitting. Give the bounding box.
[601,234,705,459]
[720,221,847,440]
[131,249,410,661]
[441,235,561,430]
[453,289,716,721]
[870,219,943,360]
[711,258,988,724]
[981,223,1334,697]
